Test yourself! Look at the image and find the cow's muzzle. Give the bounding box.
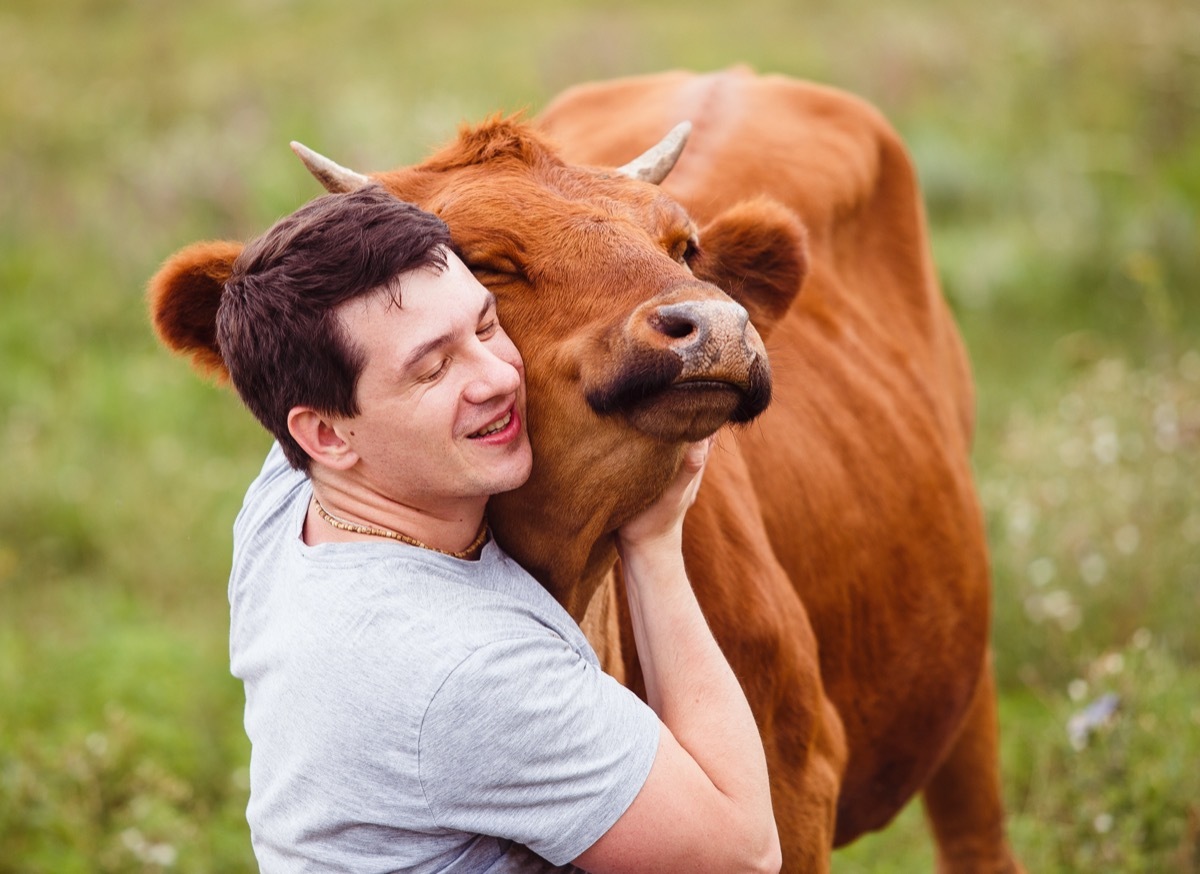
[586,294,773,441]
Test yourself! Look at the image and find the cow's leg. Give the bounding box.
[770,693,846,873]
[920,655,1024,874]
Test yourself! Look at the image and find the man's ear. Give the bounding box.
[287,407,360,471]
[147,240,243,380]
[692,197,809,342]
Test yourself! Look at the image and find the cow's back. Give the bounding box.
[537,68,993,839]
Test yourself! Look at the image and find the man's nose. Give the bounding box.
[464,345,522,403]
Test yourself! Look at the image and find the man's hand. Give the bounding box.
[615,437,713,556]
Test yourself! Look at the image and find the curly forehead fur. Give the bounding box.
[422,115,566,174]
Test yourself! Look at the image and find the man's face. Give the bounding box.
[332,248,533,511]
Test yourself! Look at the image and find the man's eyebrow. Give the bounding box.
[399,293,497,376]
[478,292,497,320]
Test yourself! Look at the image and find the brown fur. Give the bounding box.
[148,69,1022,873]
[147,240,242,381]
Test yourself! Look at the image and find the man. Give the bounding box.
[216,185,779,872]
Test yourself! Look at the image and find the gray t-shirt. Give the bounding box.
[228,444,660,872]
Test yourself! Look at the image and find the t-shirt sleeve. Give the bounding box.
[417,634,661,865]
[249,441,301,497]
[234,441,306,531]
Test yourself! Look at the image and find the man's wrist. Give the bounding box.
[619,539,688,586]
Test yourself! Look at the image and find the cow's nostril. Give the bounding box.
[652,304,702,342]
[656,315,696,340]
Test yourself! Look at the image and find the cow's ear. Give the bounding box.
[147,240,243,381]
[693,198,808,341]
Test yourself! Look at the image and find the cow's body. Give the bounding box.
[538,65,993,837]
[149,68,1021,872]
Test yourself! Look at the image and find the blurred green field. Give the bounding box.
[1,0,1197,870]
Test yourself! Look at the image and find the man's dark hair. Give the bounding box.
[217,186,453,471]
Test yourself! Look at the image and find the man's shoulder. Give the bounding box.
[235,442,307,532]
[379,552,578,655]
[290,548,583,675]
[396,544,594,659]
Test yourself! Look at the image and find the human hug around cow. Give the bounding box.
[150,68,1028,872]
[152,182,782,871]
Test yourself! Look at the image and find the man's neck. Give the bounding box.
[304,472,488,558]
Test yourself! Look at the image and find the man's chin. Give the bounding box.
[485,447,534,498]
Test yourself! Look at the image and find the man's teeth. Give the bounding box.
[470,411,512,438]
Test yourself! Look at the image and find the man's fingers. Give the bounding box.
[682,435,716,472]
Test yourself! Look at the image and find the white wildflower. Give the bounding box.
[1154,402,1179,452]
[1094,415,1118,463]
[1113,524,1140,555]
[1042,590,1081,631]
[147,843,178,867]
[1080,553,1107,586]
[1007,499,1036,544]
[1100,652,1125,675]
[1029,557,1057,588]
[121,828,146,853]
[1092,430,1120,464]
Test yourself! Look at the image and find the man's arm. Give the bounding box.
[572,439,781,874]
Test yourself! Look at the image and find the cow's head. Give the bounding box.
[149,117,807,615]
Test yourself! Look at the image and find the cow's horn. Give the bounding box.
[290,141,372,193]
[615,121,692,184]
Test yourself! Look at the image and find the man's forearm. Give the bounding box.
[621,542,777,855]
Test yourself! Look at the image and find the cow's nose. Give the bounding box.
[651,300,751,355]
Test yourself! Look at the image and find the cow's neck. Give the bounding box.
[487,416,682,623]
[489,481,621,621]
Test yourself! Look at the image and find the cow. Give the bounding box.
[148,68,1023,872]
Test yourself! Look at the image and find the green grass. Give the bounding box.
[2,0,1197,870]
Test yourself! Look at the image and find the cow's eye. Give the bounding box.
[469,270,495,288]
[674,236,700,268]
[463,253,524,285]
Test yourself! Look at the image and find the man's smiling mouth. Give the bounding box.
[468,410,513,438]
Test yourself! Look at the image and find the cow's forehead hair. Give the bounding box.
[425,164,695,259]
[424,115,554,170]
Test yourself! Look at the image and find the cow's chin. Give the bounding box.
[624,370,772,442]
[623,382,744,441]
[585,352,773,441]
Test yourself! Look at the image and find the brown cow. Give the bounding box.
[149,68,1023,872]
